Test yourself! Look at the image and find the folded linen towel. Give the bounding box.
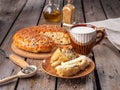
[89,18,120,32]
[89,18,120,50]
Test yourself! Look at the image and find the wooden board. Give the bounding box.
[11,43,53,60]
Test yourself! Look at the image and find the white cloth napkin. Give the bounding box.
[88,18,120,50]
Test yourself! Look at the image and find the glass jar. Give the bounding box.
[62,0,75,24]
[43,0,61,22]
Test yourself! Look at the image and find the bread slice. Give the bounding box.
[50,46,78,67]
[55,56,89,77]
[61,56,89,70]
[55,64,80,77]
[50,48,69,67]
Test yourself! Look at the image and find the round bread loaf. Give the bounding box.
[13,25,70,53]
[13,28,56,53]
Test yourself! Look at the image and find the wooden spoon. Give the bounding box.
[0,65,37,84]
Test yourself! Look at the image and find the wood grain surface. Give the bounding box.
[0,0,27,44]
[0,0,120,90]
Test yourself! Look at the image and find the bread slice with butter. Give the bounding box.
[55,56,89,77]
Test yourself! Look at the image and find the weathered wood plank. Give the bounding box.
[0,53,21,89]
[0,0,27,89]
[73,0,84,23]
[101,0,120,18]
[93,39,120,90]
[83,0,106,22]
[92,0,120,89]
[57,74,96,90]
[0,0,27,44]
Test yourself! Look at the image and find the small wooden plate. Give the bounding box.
[41,56,95,79]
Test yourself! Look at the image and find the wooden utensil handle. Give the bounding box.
[0,75,19,84]
[9,54,29,68]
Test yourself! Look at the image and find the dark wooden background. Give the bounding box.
[0,0,120,90]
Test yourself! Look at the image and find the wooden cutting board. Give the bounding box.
[11,43,55,60]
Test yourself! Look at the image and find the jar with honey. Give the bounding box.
[43,0,61,22]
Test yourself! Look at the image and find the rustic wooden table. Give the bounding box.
[0,0,120,90]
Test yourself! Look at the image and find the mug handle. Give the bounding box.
[95,28,105,45]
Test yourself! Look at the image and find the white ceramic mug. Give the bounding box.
[69,24,104,55]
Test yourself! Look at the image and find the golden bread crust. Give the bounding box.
[13,28,56,53]
[13,25,70,53]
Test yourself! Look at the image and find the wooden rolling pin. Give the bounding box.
[9,54,29,68]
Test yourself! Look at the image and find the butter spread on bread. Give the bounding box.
[55,56,89,77]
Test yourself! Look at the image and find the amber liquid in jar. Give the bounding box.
[43,10,60,22]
